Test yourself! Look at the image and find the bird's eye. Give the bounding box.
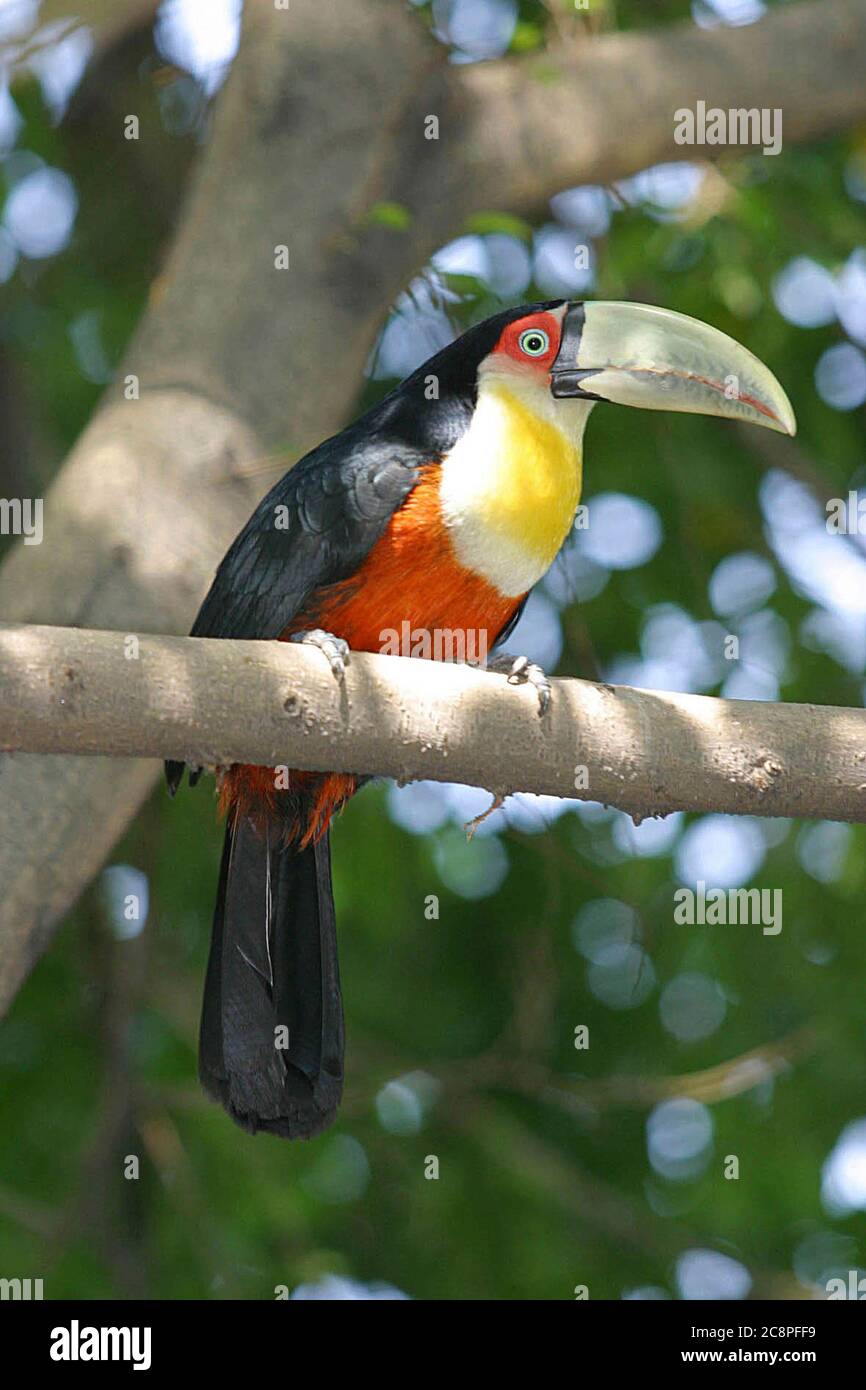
[518,328,550,357]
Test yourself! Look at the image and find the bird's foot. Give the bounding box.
[487,654,551,716]
[291,629,350,681]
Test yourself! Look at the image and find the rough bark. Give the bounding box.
[3,620,865,832]
[459,0,866,211]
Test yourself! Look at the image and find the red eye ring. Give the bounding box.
[493,309,560,365]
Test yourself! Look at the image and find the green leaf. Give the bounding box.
[465,211,534,242]
[366,201,413,231]
[510,20,544,53]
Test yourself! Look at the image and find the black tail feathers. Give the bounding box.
[199,815,344,1139]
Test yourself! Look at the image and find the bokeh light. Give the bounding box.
[675,1249,752,1300]
[659,972,728,1043]
[647,1098,714,1180]
[675,815,766,888]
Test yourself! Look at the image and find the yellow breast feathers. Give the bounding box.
[438,378,593,597]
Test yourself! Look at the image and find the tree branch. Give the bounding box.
[457,0,866,211]
[3,622,866,828]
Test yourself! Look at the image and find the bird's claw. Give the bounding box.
[488,654,551,716]
[291,629,350,681]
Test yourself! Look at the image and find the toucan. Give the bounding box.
[166,299,795,1140]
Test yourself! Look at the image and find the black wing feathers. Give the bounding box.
[166,440,423,794]
[190,440,421,644]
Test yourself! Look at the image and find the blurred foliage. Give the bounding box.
[1,0,865,1301]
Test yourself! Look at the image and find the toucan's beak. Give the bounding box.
[550,300,796,436]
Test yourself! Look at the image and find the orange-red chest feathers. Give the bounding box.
[289,464,522,654]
